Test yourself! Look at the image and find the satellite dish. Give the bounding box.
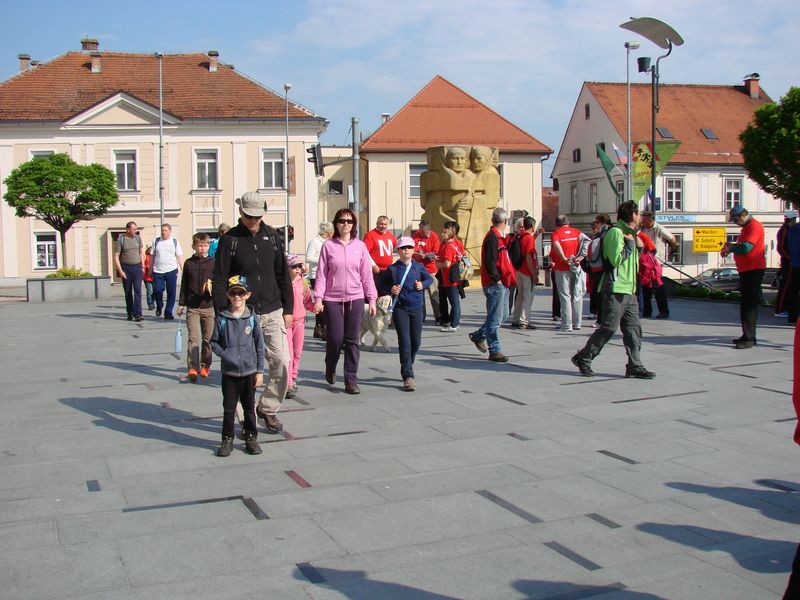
[620,17,684,49]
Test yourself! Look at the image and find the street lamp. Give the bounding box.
[284,82,292,250]
[620,17,683,214]
[624,41,639,203]
[155,52,164,227]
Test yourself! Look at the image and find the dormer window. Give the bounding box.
[701,128,718,140]
[656,127,673,139]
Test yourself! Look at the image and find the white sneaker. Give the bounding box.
[556,325,573,332]
[440,325,459,332]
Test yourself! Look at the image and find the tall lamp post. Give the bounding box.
[155,52,164,227]
[620,17,683,215]
[624,41,639,202]
[284,82,292,250]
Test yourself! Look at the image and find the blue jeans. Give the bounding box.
[393,307,423,379]
[153,269,178,316]
[121,263,143,318]
[145,281,155,309]
[441,285,461,328]
[474,283,509,354]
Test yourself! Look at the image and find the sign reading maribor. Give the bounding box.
[692,227,727,253]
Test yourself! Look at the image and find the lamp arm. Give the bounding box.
[653,41,673,113]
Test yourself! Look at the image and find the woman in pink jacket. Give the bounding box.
[313,208,377,394]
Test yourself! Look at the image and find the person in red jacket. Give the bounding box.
[721,206,765,349]
[412,220,441,324]
[363,215,397,275]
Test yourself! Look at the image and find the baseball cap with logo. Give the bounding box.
[227,275,250,293]
[236,192,266,217]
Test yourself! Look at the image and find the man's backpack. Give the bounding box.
[587,226,613,271]
[508,233,526,270]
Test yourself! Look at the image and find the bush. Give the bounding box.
[674,285,741,302]
[45,267,94,278]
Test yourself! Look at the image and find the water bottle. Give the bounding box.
[174,325,183,353]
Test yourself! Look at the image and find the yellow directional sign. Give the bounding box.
[693,227,727,253]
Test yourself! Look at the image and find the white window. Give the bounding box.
[34,232,58,269]
[667,233,683,264]
[722,233,738,264]
[589,183,598,213]
[262,150,284,189]
[114,151,137,191]
[30,150,54,159]
[570,185,578,214]
[409,164,426,198]
[195,150,218,190]
[328,180,344,195]
[724,179,742,211]
[665,178,683,211]
[615,180,625,205]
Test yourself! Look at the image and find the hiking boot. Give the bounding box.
[187,368,198,382]
[345,384,361,395]
[469,332,488,353]
[243,431,262,455]
[286,385,297,399]
[732,336,757,346]
[735,340,755,350]
[217,436,233,457]
[258,410,283,434]
[625,367,656,379]
[488,352,509,363]
[571,353,594,377]
[199,366,210,378]
[403,378,415,392]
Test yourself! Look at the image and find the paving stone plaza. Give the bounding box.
[1,289,798,599]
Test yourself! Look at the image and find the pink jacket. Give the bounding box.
[291,277,314,321]
[314,238,377,304]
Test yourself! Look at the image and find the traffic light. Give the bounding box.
[279,224,294,244]
[306,143,324,177]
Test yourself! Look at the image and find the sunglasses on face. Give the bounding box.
[291,264,303,269]
[337,219,354,224]
[228,289,248,297]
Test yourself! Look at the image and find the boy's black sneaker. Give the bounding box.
[217,436,233,457]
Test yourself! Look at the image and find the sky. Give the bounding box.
[2,0,798,178]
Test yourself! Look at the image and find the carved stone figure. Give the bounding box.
[420,144,500,267]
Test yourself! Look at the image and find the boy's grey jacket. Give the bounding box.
[211,305,265,377]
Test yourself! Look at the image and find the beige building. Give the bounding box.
[356,76,552,238]
[0,40,327,281]
[552,77,783,276]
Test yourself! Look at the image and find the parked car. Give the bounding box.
[686,268,740,291]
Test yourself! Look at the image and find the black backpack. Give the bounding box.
[508,233,526,270]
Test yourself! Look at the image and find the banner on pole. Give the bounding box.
[630,141,680,204]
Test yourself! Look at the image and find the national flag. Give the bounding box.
[612,143,627,166]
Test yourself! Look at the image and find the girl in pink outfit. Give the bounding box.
[285,254,314,399]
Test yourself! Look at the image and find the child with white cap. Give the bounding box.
[376,236,433,391]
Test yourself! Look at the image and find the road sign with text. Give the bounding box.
[692,227,726,253]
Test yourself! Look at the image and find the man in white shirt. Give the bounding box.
[148,223,184,320]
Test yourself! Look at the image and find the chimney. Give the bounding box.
[381,112,390,124]
[81,38,99,52]
[208,50,219,72]
[744,73,760,99]
[90,52,101,73]
[30,60,41,67]
[18,54,30,71]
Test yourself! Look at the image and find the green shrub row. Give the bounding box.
[674,285,741,302]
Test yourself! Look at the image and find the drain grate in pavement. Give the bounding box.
[544,541,602,571]
[612,390,707,404]
[475,489,542,524]
[585,513,622,529]
[86,480,101,492]
[597,450,638,465]
[296,562,326,584]
[123,495,268,519]
[486,392,526,406]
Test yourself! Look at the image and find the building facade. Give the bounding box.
[552,77,783,276]
[0,40,327,281]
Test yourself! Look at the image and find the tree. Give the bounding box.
[3,153,118,267]
[740,86,800,208]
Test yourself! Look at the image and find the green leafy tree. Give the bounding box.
[740,86,800,207]
[3,153,118,267]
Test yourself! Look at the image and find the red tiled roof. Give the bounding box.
[586,82,772,165]
[0,52,321,122]
[360,75,551,154]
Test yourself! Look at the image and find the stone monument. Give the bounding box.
[420,145,500,267]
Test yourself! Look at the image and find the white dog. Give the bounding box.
[360,294,392,352]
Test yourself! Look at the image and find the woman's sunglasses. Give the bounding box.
[337,219,354,224]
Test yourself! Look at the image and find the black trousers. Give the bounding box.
[551,271,561,318]
[642,284,669,317]
[221,374,257,438]
[739,269,765,342]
